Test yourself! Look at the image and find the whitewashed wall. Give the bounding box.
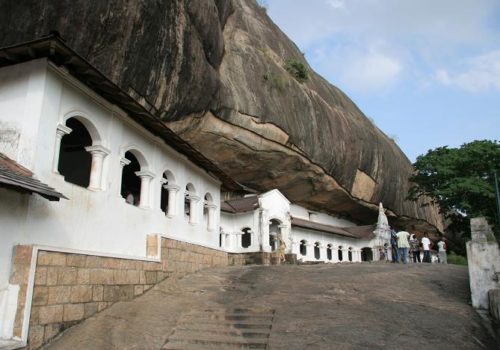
[219,210,260,253]
[0,60,222,290]
[290,204,356,227]
[291,228,366,263]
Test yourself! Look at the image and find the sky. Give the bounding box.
[263,0,500,162]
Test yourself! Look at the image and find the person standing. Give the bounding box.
[390,228,398,263]
[396,230,410,264]
[437,238,447,264]
[410,234,421,263]
[421,233,432,263]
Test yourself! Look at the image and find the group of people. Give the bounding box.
[390,229,447,264]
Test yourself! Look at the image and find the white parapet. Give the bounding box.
[0,284,20,341]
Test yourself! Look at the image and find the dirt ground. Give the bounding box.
[42,263,499,349]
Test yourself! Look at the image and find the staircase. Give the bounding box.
[162,308,275,350]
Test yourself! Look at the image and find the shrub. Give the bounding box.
[284,59,309,83]
[447,252,468,266]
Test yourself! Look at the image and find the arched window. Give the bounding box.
[160,170,178,216]
[241,228,251,248]
[160,173,169,214]
[184,183,199,224]
[338,246,343,262]
[327,244,333,261]
[348,247,353,262]
[300,240,307,256]
[121,151,141,206]
[314,242,321,260]
[58,118,92,187]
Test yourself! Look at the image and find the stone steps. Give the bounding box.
[162,308,274,350]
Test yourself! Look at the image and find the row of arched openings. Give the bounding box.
[57,117,215,228]
[299,240,353,262]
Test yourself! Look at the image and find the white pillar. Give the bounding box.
[291,239,300,256]
[206,203,217,231]
[52,124,72,173]
[187,194,200,224]
[331,246,339,263]
[85,145,110,190]
[305,243,313,261]
[164,184,179,217]
[135,170,155,209]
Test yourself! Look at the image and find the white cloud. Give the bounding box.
[339,47,403,93]
[308,42,405,94]
[326,0,345,10]
[266,0,500,94]
[267,0,499,50]
[435,50,500,92]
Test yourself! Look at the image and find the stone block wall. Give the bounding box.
[9,236,228,350]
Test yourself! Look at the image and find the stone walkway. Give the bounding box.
[42,263,499,349]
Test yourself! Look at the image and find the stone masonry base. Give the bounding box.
[9,236,227,350]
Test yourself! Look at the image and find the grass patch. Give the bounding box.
[447,252,468,266]
[263,72,288,92]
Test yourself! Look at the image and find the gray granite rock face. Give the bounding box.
[0,0,442,231]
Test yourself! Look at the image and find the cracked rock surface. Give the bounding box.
[0,0,442,231]
[43,264,498,349]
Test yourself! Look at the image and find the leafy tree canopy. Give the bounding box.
[407,140,500,252]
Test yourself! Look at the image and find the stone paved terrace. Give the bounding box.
[41,264,499,349]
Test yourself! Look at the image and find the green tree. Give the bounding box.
[407,140,500,253]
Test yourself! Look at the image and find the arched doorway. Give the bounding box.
[361,247,373,262]
[241,228,251,248]
[269,219,281,252]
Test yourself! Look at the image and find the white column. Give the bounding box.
[305,242,313,261]
[85,145,110,190]
[355,249,361,262]
[278,224,290,253]
[187,194,200,224]
[135,170,155,209]
[164,184,180,217]
[331,246,339,263]
[52,124,72,173]
[291,239,300,256]
[205,203,217,231]
[320,244,326,261]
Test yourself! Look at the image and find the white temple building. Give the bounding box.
[220,190,391,264]
[0,36,389,349]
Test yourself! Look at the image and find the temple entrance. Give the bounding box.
[361,247,373,262]
[269,219,280,252]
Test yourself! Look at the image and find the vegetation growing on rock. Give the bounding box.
[284,59,309,83]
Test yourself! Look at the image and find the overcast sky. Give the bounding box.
[263,0,500,161]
